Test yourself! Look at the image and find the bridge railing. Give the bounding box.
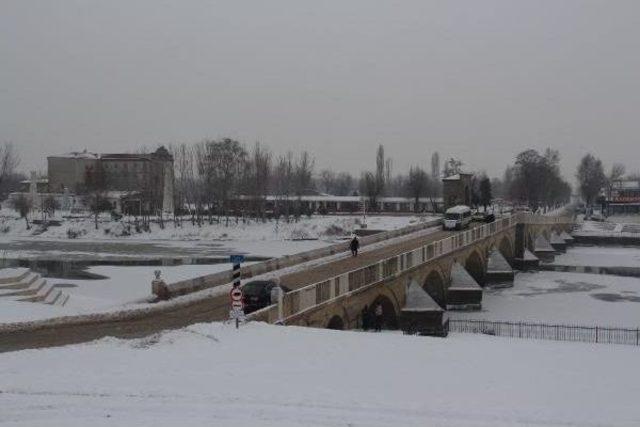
[277,213,566,322]
[154,216,443,299]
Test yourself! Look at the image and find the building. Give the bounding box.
[606,179,640,215]
[46,147,174,215]
[442,173,473,210]
[229,195,443,215]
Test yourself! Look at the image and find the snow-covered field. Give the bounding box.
[608,215,640,224]
[0,213,436,260]
[1,322,639,427]
[453,271,640,326]
[0,212,431,242]
[0,264,239,324]
[574,218,640,237]
[552,245,640,267]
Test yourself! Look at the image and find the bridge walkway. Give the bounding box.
[278,225,481,291]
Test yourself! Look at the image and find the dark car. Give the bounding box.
[242,280,290,314]
[483,212,495,223]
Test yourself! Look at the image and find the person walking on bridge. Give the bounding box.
[350,235,360,257]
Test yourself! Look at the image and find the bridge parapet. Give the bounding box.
[257,213,574,325]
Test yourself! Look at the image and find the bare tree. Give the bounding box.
[430,152,441,197]
[0,142,20,188]
[318,169,336,195]
[479,174,492,210]
[244,142,271,218]
[293,151,314,218]
[273,152,294,219]
[443,157,463,177]
[576,153,606,207]
[360,171,377,209]
[430,152,440,180]
[169,143,196,225]
[406,166,429,212]
[42,195,60,219]
[197,138,247,223]
[334,172,354,196]
[605,162,626,202]
[82,163,110,229]
[11,193,31,229]
[375,144,386,199]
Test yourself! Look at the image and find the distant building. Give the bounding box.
[230,195,443,214]
[442,173,473,210]
[46,147,174,215]
[606,179,640,215]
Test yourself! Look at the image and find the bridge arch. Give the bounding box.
[370,294,398,330]
[465,249,486,286]
[542,229,551,240]
[526,231,536,252]
[327,315,345,330]
[498,236,514,263]
[423,269,446,308]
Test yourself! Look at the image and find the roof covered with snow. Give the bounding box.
[445,205,471,214]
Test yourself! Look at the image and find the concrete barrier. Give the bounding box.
[153,217,443,299]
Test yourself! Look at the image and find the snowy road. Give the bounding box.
[1,322,639,427]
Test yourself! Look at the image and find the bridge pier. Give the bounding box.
[446,262,482,310]
[534,235,556,262]
[400,281,448,337]
[513,249,540,270]
[486,249,514,288]
[550,232,567,253]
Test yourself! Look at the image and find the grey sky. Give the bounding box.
[1,1,639,180]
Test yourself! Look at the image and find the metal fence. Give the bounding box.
[450,319,640,346]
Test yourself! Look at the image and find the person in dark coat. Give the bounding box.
[361,304,370,331]
[350,235,360,257]
[374,303,383,332]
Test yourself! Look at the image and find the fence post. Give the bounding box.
[595,327,599,343]
[637,329,639,346]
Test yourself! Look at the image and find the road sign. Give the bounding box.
[230,254,245,265]
[229,308,245,321]
[230,287,243,302]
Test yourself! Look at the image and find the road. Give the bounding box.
[0,223,481,353]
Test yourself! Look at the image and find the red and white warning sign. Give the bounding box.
[230,287,243,309]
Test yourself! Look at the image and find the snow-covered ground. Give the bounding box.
[0,264,237,324]
[0,211,431,242]
[453,271,640,326]
[608,214,640,224]
[0,213,435,260]
[1,322,639,427]
[552,246,640,267]
[574,217,640,237]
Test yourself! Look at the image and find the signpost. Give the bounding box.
[229,254,245,328]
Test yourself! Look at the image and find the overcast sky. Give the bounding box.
[1,1,639,180]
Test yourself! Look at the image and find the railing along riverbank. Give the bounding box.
[450,319,640,346]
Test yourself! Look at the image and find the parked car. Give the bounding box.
[242,280,290,314]
[482,212,496,223]
[589,212,605,222]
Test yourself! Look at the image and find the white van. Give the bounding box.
[443,205,472,230]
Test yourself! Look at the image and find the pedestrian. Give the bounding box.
[374,303,383,332]
[361,304,370,331]
[350,235,360,257]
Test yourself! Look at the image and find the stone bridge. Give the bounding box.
[252,213,574,335]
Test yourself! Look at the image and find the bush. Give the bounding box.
[324,224,346,236]
[67,227,85,239]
